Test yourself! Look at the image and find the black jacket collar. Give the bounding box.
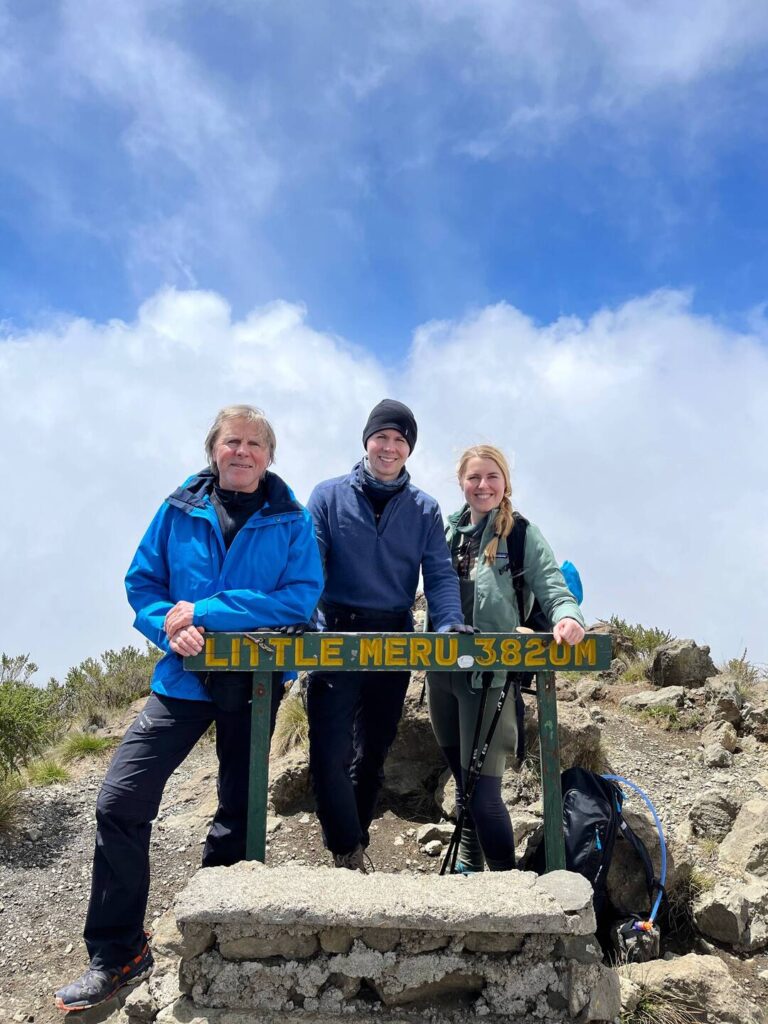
[167,468,302,518]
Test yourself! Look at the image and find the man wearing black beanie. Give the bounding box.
[306,400,469,871]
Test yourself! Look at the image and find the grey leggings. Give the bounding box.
[427,672,517,870]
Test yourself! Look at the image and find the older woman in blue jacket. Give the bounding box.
[55,405,323,1015]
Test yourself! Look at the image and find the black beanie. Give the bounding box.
[362,399,418,452]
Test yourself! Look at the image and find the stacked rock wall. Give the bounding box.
[136,863,620,1024]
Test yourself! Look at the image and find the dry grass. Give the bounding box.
[26,758,72,786]
[272,695,309,756]
[0,775,23,834]
[60,732,116,762]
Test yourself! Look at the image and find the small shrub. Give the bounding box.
[272,695,309,756]
[610,616,673,660]
[722,650,767,699]
[663,864,715,945]
[620,659,651,684]
[640,705,680,728]
[621,985,698,1024]
[52,644,159,721]
[0,775,22,834]
[0,660,59,775]
[26,759,72,787]
[60,733,116,762]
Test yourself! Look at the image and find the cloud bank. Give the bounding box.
[1,287,765,681]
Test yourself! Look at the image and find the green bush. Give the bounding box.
[52,643,160,722]
[0,656,59,776]
[0,775,22,834]
[609,616,673,660]
[721,650,767,698]
[26,758,72,786]
[60,733,116,762]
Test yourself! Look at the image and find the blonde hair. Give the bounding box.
[457,444,515,565]
[204,405,276,473]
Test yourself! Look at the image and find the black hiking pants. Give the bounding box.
[84,687,283,971]
[307,605,412,856]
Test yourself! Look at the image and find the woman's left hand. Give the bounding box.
[165,600,196,637]
[552,618,586,646]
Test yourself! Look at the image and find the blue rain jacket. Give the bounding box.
[125,469,324,701]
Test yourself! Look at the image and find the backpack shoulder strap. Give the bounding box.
[506,512,529,623]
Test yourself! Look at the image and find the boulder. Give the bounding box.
[719,799,768,876]
[382,675,446,810]
[650,638,717,688]
[618,953,762,1024]
[587,620,635,662]
[704,674,744,725]
[688,788,741,841]
[416,822,454,845]
[701,720,738,753]
[620,687,684,711]
[525,701,605,773]
[694,879,768,952]
[702,744,733,768]
[269,748,313,815]
[575,680,605,702]
[606,802,674,917]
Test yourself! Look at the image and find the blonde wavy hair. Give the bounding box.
[457,445,515,566]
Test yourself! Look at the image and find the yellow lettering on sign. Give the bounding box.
[205,636,230,668]
[549,640,571,667]
[574,638,597,667]
[230,637,241,668]
[270,636,292,667]
[360,637,383,667]
[409,636,432,667]
[434,636,458,666]
[385,636,407,666]
[320,636,344,667]
[524,637,547,668]
[473,636,497,667]
[294,637,318,667]
[500,638,521,666]
[242,637,261,667]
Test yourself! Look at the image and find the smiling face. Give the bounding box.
[213,416,271,492]
[365,428,410,481]
[460,456,506,522]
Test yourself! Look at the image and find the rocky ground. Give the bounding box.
[1,632,768,1023]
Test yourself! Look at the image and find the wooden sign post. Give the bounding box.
[185,631,611,870]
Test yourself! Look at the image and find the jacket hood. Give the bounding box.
[166,468,303,518]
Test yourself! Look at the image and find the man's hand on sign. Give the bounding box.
[448,623,479,634]
[164,600,196,637]
[169,624,205,657]
[552,618,585,646]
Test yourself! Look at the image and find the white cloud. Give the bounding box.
[2,287,766,681]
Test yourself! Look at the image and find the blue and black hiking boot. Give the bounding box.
[54,940,153,1013]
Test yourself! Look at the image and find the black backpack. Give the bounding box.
[558,767,660,919]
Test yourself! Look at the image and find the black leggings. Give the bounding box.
[444,745,515,871]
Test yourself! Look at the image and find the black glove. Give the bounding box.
[447,623,479,634]
[274,623,311,636]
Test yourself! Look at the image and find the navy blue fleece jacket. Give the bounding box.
[307,462,462,631]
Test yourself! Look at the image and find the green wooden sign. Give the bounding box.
[185,630,612,873]
[184,630,612,674]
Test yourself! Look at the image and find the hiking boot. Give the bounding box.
[54,941,154,1013]
[332,845,367,872]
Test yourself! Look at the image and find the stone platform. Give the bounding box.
[124,863,620,1024]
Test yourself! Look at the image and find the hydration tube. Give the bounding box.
[602,774,667,927]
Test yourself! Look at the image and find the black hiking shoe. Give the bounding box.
[54,940,153,1013]
[332,844,367,872]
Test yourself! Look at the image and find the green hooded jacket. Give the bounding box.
[442,505,586,688]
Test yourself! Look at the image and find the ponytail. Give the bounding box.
[483,495,514,565]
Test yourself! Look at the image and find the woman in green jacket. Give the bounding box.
[427,444,586,872]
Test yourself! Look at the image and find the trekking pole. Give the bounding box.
[441,676,490,875]
[441,672,517,875]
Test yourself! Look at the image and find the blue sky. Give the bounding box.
[1,1,768,678]
[3,1,768,350]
